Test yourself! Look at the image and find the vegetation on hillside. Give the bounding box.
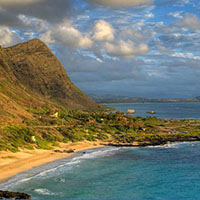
[1,108,200,152]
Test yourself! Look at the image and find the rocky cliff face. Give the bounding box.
[4,39,98,109]
[0,39,100,123]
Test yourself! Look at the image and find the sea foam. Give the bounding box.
[34,188,54,196]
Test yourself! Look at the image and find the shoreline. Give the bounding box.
[0,141,107,184]
[1,138,200,185]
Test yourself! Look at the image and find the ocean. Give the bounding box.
[105,102,200,120]
[1,102,200,200]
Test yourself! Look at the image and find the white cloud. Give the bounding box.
[85,0,154,7]
[144,13,154,18]
[168,12,183,19]
[40,30,55,44]
[42,19,149,59]
[171,52,200,60]
[177,13,200,30]
[96,58,103,63]
[93,20,115,42]
[105,40,149,58]
[41,20,93,49]
[0,26,21,47]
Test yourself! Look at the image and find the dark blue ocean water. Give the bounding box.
[2,103,200,200]
[106,102,200,119]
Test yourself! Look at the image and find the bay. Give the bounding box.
[106,102,200,119]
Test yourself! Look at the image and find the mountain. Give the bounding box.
[89,94,200,103]
[0,39,100,123]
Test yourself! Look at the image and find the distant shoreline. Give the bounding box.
[99,101,200,105]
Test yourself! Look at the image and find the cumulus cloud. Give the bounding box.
[41,19,149,58]
[0,0,151,59]
[105,40,149,58]
[177,13,200,30]
[41,20,93,49]
[85,0,154,7]
[53,26,92,49]
[93,20,115,42]
[0,26,21,47]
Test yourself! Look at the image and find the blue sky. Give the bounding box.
[0,0,200,98]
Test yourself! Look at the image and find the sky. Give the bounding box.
[0,0,200,98]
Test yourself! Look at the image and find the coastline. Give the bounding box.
[1,137,200,185]
[0,141,107,184]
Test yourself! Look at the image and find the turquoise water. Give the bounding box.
[106,102,200,119]
[2,142,200,200]
[2,102,200,200]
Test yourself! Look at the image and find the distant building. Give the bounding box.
[51,112,59,118]
[127,109,135,114]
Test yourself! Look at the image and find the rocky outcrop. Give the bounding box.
[0,190,31,199]
[108,135,200,147]
[54,149,75,153]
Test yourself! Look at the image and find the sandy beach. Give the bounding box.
[0,141,107,183]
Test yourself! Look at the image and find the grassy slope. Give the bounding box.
[1,110,200,152]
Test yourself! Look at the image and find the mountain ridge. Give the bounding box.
[0,39,100,123]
